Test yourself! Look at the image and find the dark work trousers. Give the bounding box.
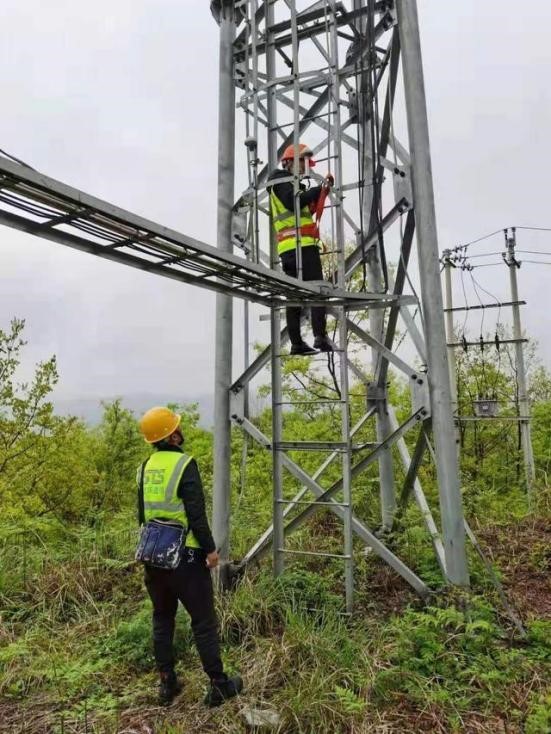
[144,558,224,679]
[280,245,327,345]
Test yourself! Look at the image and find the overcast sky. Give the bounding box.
[1,0,550,419]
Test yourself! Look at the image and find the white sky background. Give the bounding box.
[1,0,550,418]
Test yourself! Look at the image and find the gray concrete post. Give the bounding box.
[505,229,536,497]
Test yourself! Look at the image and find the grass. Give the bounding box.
[0,496,550,733]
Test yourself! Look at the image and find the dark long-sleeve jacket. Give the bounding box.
[268,168,323,212]
[138,446,216,553]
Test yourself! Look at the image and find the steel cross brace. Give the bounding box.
[236,412,429,596]
[253,8,393,190]
[346,319,416,378]
[387,408,446,574]
[229,200,413,395]
[239,4,391,59]
[240,407,377,563]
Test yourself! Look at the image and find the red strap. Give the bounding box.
[277,222,319,242]
[315,187,328,225]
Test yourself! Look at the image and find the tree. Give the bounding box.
[0,318,58,478]
[86,399,146,522]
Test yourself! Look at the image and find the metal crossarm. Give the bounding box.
[0,156,388,308]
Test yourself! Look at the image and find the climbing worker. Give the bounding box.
[136,406,243,707]
[268,142,336,355]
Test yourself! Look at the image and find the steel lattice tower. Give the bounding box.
[210,0,469,611]
[0,0,469,613]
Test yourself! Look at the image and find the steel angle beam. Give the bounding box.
[343,202,407,280]
[231,325,289,393]
[254,12,391,189]
[229,286,416,397]
[388,270,426,362]
[367,27,401,232]
[237,415,428,596]
[241,407,376,565]
[398,425,428,509]
[271,411,428,595]
[275,91,359,150]
[377,208,416,384]
[387,407,446,574]
[237,415,368,530]
[283,410,422,528]
[240,5,389,58]
[346,319,416,378]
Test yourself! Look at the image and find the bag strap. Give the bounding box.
[137,459,148,525]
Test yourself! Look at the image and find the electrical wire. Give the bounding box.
[453,229,503,252]
[467,262,505,269]
[463,250,504,259]
[470,270,502,318]
[452,225,551,256]
[514,226,551,232]
[468,270,486,336]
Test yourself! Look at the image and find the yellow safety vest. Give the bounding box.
[139,451,201,548]
[270,190,320,256]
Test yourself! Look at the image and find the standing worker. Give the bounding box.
[136,406,243,707]
[268,142,335,355]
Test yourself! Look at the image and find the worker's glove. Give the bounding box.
[324,173,334,189]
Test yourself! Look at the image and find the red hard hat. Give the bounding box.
[280,143,316,167]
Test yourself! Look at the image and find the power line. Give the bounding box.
[453,229,503,252]
[517,250,551,256]
[463,250,504,259]
[452,225,551,255]
[515,226,551,233]
[468,261,504,269]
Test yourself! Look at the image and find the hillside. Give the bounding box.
[0,321,550,733]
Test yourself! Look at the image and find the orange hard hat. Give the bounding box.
[139,407,181,444]
[280,143,316,167]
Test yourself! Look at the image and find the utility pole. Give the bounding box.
[212,0,236,581]
[397,0,469,585]
[504,227,536,497]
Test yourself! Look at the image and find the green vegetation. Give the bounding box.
[0,318,550,733]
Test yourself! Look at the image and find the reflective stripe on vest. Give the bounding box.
[269,190,319,255]
[142,451,201,548]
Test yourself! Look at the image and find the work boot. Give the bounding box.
[158,670,182,706]
[314,335,336,352]
[290,341,317,356]
[204,674,243,707]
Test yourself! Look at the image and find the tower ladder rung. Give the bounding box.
[277,549,352,560]
[276,499,351,508]
[274,440,349,451]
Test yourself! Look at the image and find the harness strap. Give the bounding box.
[277,222,319,242]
